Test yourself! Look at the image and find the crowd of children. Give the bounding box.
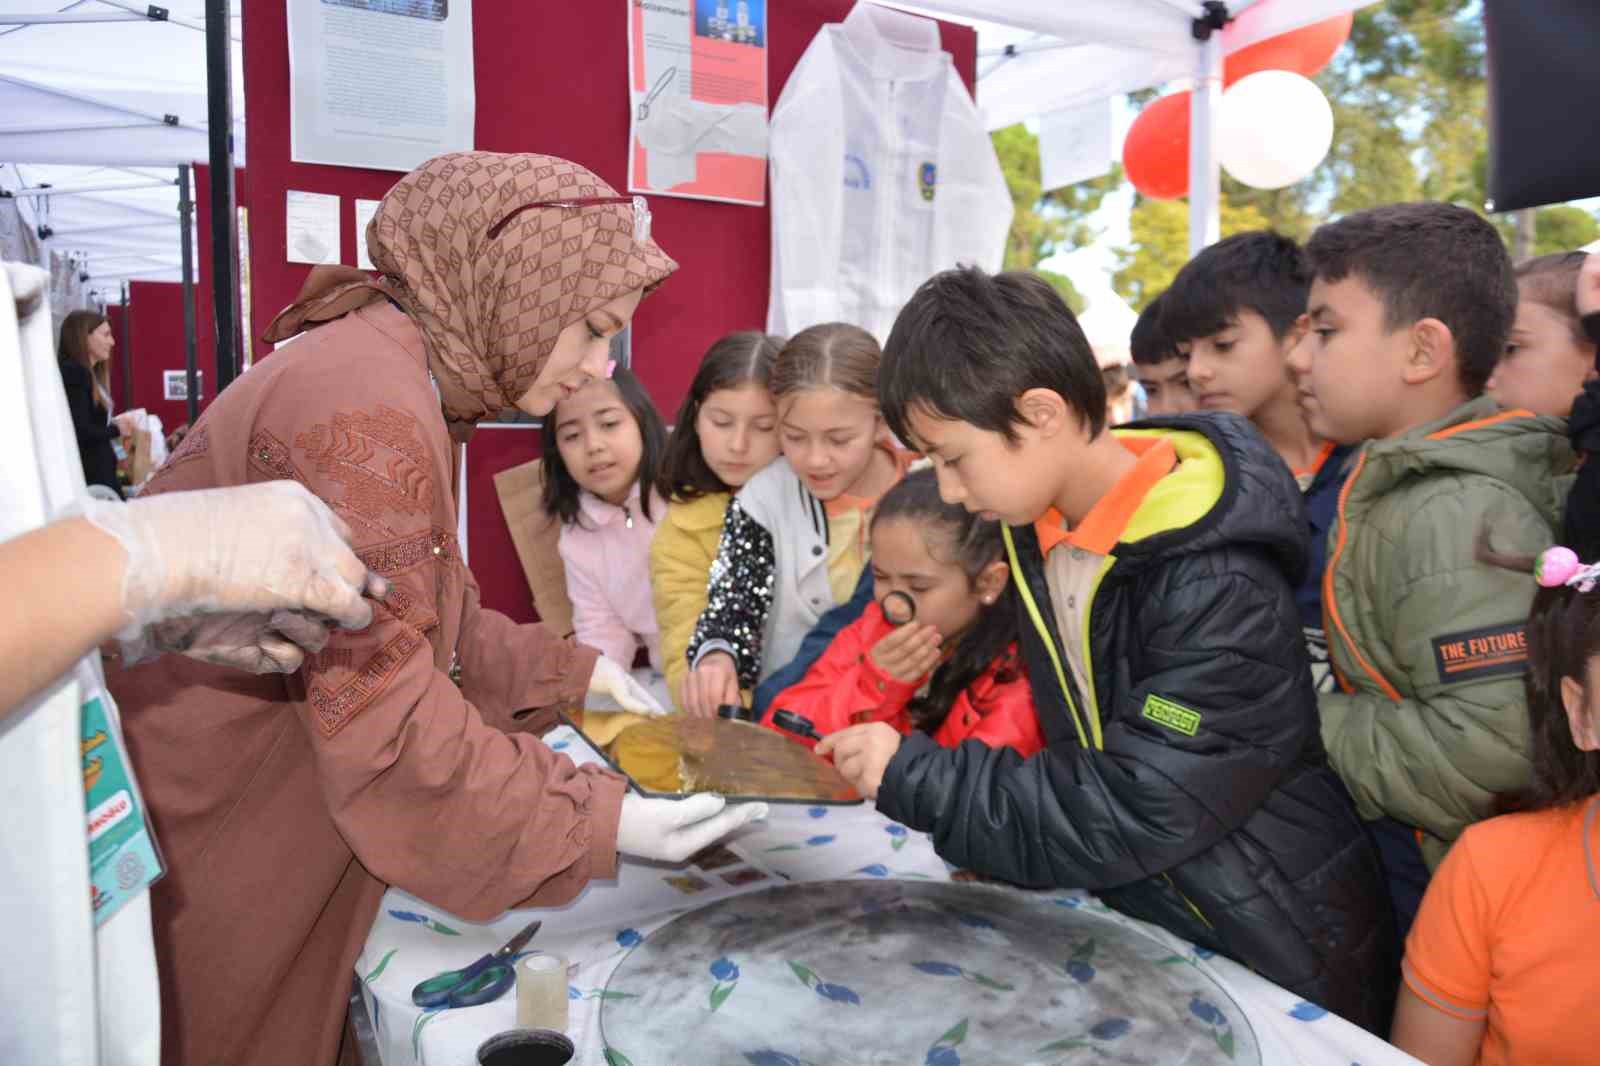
[525,202,1598,1063]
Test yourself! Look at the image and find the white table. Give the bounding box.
[357,726,1420,1066]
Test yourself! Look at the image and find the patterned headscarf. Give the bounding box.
[264,152,677,430]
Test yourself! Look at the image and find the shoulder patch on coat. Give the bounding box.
[1142,694,1201,736]
[293,405,432,533]
[1431,623,1528,683]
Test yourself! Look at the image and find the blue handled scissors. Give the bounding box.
[410,919,543,1009]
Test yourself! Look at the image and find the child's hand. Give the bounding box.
[1579,253,1600,319]
[683,652,740,717]
[869,621,942,684]
[816,723,902,801]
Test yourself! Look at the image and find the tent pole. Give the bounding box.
[205,0,241,395]
[178,164,199,426]
[1188,15,1225,254]
[120,280,132,411]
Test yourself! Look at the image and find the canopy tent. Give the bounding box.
[899,0,1376,252]
[0,163,190,298]
[0,1,241,294]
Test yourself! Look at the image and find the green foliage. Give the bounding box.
[1111,199,1270,310]
[1036,269,1085,314]
[992,123,1118,271]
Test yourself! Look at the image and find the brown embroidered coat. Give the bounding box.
[110,302,622,1066]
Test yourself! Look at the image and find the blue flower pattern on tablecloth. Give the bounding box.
[1190,996,1237,1058]
[1064,938,1097,983]
[857,864,889,877]
[765,834,836,854]
[886,823,909,851]
[788,960,860,1004]
[616,927,643,948]
[1037,1015,1134,1055]
[1289,1001,1328,1021]
[912,959,1015,991]
[924,1018,969,1065]
[808,807,828,818]
[386,909,459,936]
[709,956,741,1010]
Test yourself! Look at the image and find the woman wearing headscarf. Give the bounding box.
[107,153,764,1066]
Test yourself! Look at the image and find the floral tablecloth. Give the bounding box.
[357,725,1420,1066]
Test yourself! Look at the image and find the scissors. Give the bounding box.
[411,919,543,1009]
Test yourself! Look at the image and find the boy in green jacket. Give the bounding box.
[1288,202,1575,932]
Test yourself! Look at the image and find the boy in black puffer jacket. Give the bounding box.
[819,266,1396,1034]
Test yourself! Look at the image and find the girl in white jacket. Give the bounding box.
[682,322,913,715]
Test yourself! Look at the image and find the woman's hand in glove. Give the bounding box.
[587,655,668,715]
[615,792,768,863]
[84,481,385,671]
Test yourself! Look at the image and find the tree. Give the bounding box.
[1037,269,1086,314]
[992,121,1119,309]
[1533,206,1600,256]
[1111,199,1270,310]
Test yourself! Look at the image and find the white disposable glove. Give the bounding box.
[83,481,386,672]
[615,792,769,864]
[587,655,668,715]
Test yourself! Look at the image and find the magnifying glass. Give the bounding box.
[881,591,917,626]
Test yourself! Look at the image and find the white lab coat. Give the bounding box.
[0,263,160,1066]
[767,2,1013,342]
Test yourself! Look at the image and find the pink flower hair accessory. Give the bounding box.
[1536,546,1600,592]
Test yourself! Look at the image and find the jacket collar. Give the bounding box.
[578,481,644,529]
[837,3,944,81]
[669,491,731,532]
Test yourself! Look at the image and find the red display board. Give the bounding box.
[238,0,978,622]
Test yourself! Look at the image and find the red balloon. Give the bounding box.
[1224,12,1353,85]
[1123,91,1190,201]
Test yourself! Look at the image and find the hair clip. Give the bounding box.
[1536,546,1600,593]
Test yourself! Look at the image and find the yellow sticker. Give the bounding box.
[1142,694,1201,737]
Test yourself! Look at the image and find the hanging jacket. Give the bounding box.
[766,600,1044,757]
[557,481,663,672]
[877,414,1395,1033]
[1319,398,1575,867]
[650,491,732,707]
[766,3,1011,342]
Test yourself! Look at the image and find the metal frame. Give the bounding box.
[206,0,240,392]
[177,163,198,424]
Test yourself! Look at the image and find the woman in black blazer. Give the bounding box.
[58,310,122,495]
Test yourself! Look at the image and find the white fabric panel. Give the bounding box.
[0,261,162,1066]
[898,0,1375,130]
[0,1,244,167]
[767,3,1011,342]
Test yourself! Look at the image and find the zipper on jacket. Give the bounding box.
[1321,451,1402,702]
[1078,557,1115,751]
[1162,872,1214,931]
[1003,525,1093,750]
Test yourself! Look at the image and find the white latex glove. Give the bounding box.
[587,655,668,715]
[615,792,769,864]
[83,481,386,672]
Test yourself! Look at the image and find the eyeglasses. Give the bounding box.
[486,194,652,244]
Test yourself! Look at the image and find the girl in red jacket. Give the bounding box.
[766,467,1044,756]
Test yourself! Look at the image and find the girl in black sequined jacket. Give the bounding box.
[679,322,912,716]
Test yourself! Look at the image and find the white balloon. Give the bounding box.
[1217,70,1334,190]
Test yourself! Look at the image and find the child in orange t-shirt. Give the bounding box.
[1394,543,1600,1066]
